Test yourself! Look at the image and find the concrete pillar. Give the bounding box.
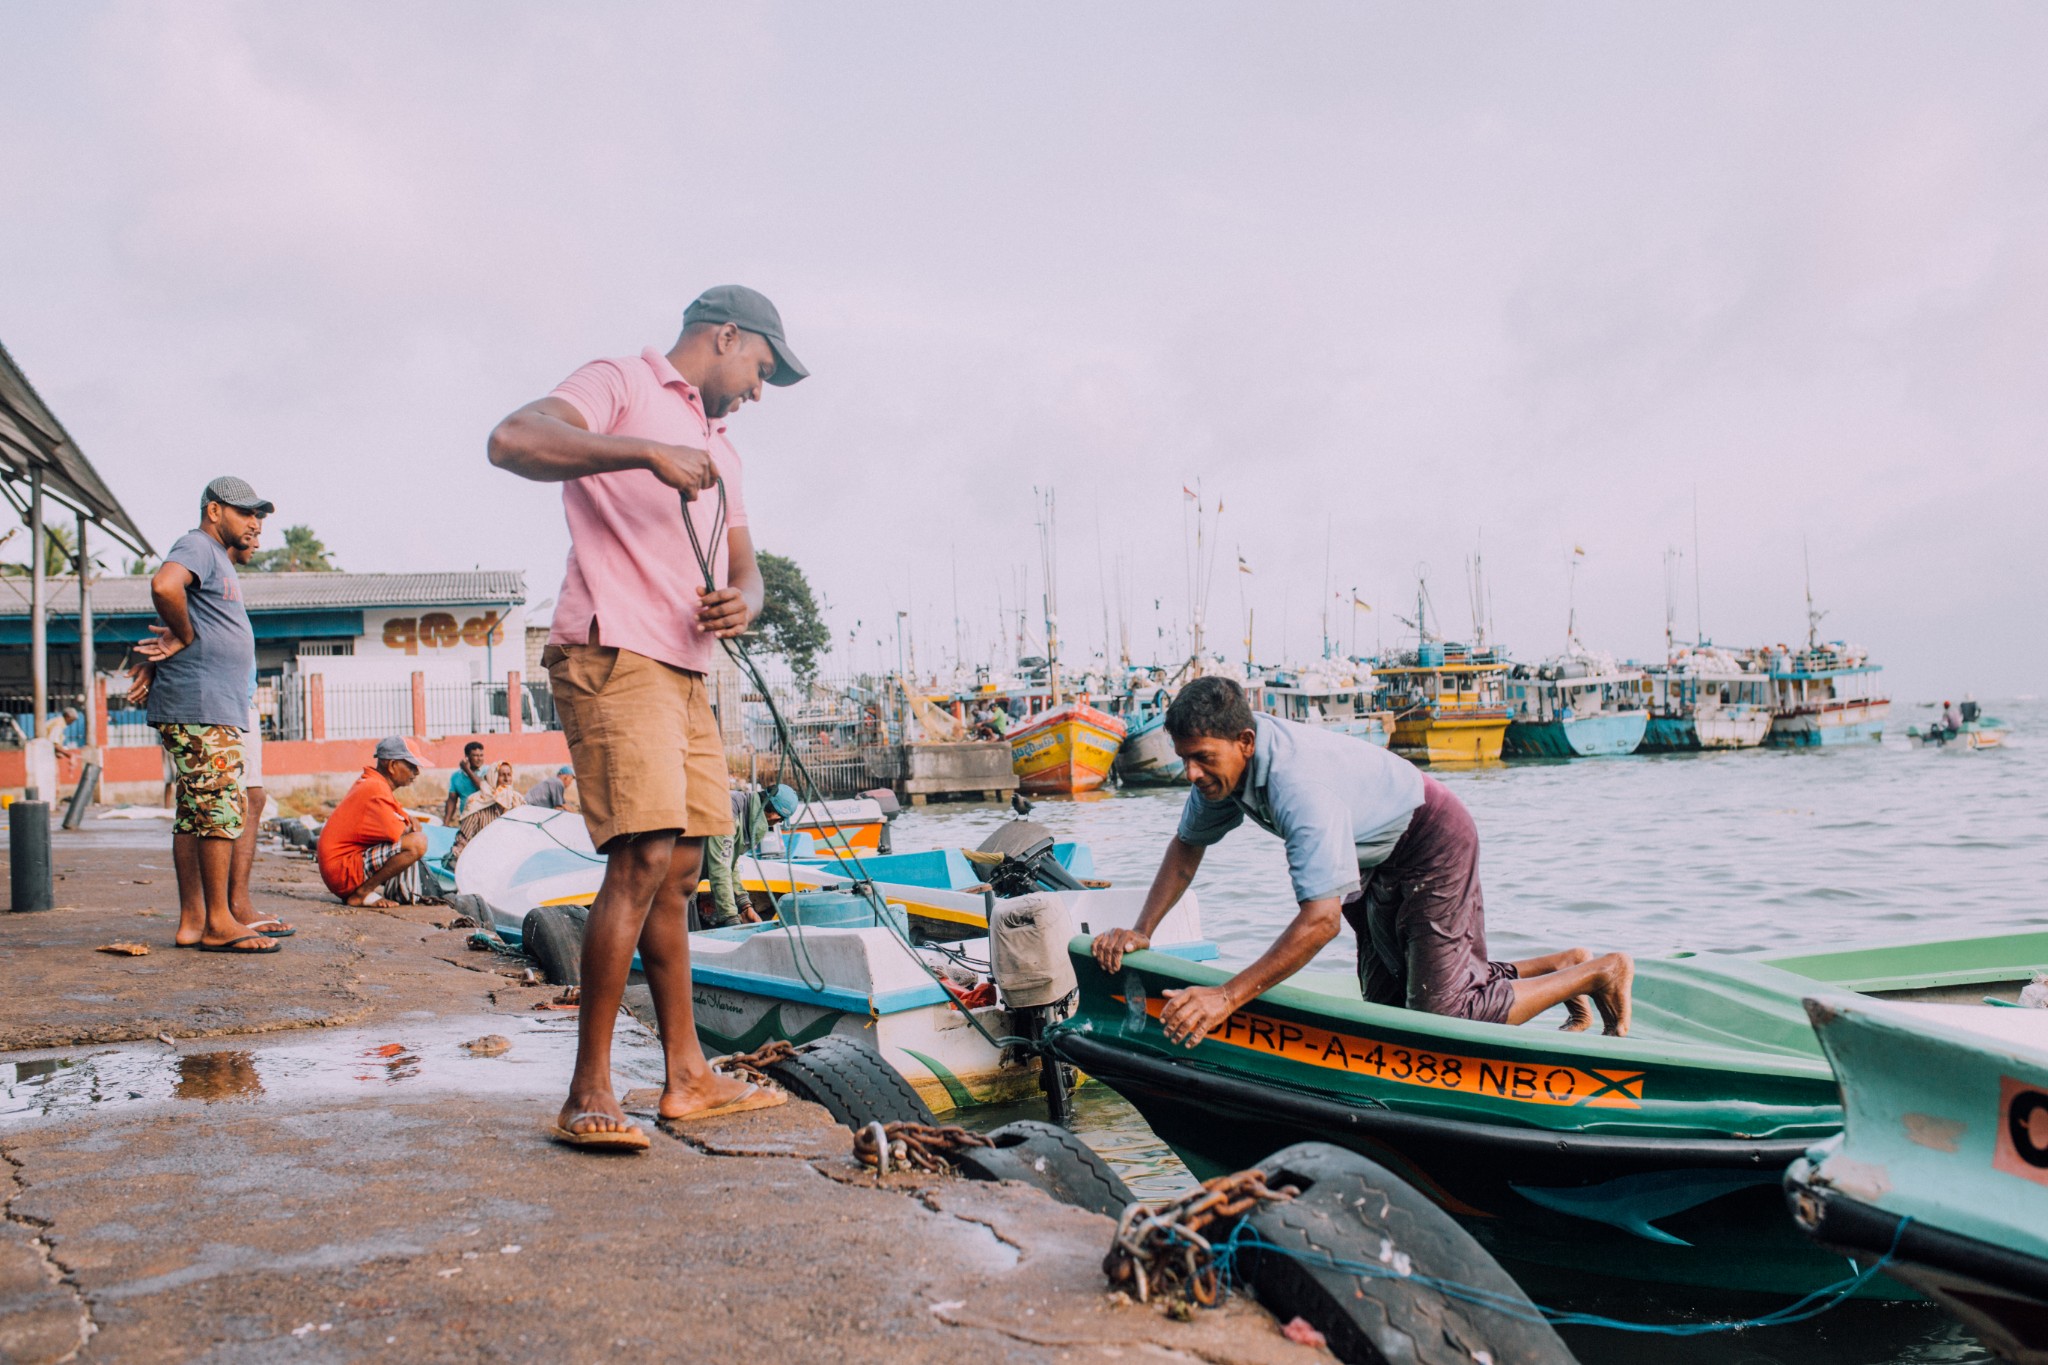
[410,671,427,737]
[76,512,95,752]
[29,469,46,739]
[308,674,327,740]
[506,670,523,734]
[92,676,109,755]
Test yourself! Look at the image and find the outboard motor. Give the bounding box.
[988,891,1080,1124]
[972,820,1088,897]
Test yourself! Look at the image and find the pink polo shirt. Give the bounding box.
[546,347,749,674]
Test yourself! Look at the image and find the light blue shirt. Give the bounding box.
[1177,712,1427,904]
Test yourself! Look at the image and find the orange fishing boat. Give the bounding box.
[1007,702,1126,794]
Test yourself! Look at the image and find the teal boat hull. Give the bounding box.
[1504,711,1647,758]
[1786,996,2048,1357]
[1641,715,1698,752]
[1115,712,1185,785]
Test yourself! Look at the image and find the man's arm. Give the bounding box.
[1092,836,1206,972]
[697,526,763,639]
[1158,895,1344,1048]
[144,564,199,660]
[487,397,716,496]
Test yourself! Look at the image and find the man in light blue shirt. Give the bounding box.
[1092,677,1632,1046]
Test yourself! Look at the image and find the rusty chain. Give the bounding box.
[1104,1169,1298,1308]
[713,1039,798,1086]
[852,1121,995,1175]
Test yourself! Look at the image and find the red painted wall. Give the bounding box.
[1,731,571,792]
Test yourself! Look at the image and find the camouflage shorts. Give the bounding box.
[155,724,246,840]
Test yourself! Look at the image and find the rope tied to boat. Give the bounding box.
[712,1039,797,1086]
[852,1121,995,1175]
[1104,1169,1298,1308]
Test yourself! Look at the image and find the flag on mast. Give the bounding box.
[1238,555,1253,575]
[1182,485,1198,502]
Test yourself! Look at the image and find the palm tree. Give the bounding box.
[250,525,338,573]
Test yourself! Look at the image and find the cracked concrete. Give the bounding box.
[0,821,1330,1364]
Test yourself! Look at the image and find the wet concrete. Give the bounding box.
[1,821,1329,1363]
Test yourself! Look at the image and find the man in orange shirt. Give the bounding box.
[317,737,432,907]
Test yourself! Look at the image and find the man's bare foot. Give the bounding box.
[556,1092,634,1137]
[1558,996,1595,1032]
[657,1071,757,1121]
[1592,953,1634,1037]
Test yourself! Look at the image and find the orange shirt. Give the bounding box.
[317,767,410,895]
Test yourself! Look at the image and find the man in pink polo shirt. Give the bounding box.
[489,285,808,1150]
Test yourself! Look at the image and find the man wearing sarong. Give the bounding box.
[1091,676,1633,1048]
[317,737,434,907]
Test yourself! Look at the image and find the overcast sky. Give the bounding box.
[4,3,2043,700]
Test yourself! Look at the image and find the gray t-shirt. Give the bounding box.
[146,530,256,729]
[525,776,566,809]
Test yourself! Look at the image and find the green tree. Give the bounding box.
[754,551,831,681]
[250,524,338,572]
[0,525,89,577]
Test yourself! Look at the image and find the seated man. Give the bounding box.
[525,765,577,810]
[1091,677,1632,1048]
[317,736,433,907]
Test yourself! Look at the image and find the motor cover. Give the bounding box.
[988,892,1078,1009]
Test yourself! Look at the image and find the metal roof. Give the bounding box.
[0,337,153,556]
[0,570,526,618]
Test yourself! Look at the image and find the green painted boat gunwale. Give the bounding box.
[1761,927,2048,994]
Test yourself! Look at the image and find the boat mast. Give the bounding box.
[1466,531,1487,649]
[1802,538,1826,652]
[1320,516,1332,661]
[1663,547,1679,660]
[1038,488,1062,706]
[1691,485,1705,647]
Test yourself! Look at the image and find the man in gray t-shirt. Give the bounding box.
[135,476,278,954]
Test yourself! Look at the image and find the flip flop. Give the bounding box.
[351,891,390,908]
[197,935,282,954]
[659,1083,789,1125]
[244,921,296,937]
[547,1115,652,1151]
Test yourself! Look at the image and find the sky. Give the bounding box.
[3,2,2044,701]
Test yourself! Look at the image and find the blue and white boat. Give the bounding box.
[1112,685,1185,785]
[1255,663,1392,747]
[1762,641,1890,747]
[1502,650,1649,757]
[1642,645,1774,751]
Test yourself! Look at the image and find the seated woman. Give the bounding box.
[1089,677,1633,1049]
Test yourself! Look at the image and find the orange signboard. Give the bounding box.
[1131,997,1646,1111]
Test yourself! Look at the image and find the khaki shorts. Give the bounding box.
[543,643,733,851]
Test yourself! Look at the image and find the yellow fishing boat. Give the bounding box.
[1007,701,1126,794]
[1374,645,1513,764]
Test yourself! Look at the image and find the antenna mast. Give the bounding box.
[1692,485,1705,647]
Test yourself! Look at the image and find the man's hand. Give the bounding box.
[1160,985,1237,1048]
[126,662,156,708]
[645,442,717,499]
[135,623,186,664]
[696,587,754,639]
[1092,928,1151,973]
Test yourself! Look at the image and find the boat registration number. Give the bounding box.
[1133,998,1646,1110]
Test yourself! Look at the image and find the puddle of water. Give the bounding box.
[0,1013,669,1128]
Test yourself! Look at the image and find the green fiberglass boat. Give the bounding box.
[1787,994,2048,1361]
[1045,927,2048,1297]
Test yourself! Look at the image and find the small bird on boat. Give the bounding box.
[1011,793,1033,817]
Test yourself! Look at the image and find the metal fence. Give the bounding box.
[731,667,902,799]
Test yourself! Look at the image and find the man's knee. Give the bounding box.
[400,831,428,855]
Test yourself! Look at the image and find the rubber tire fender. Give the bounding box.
[761,1035,936,1130]
[1234,1142,1577,1365]
[950,1119,1134,1219]
[520,904,587,987]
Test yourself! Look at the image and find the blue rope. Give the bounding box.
[1199,1214,1911,1337]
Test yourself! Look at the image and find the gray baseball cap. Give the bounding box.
[203,475,275,516]
[682,285,808,386]
[373,736,429,769]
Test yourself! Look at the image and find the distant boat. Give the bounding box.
[1111,686,1184,786]
[1503,651,1649,757]
[1373,642,1514,763]
[1008,701,1127,794]
[1255,663,1392,748]
[1642,646,1774,751]
[1762,642,1890,747]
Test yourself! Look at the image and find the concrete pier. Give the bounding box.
[0,817,1323,1363]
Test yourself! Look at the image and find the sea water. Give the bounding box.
[910,698,2045,1365]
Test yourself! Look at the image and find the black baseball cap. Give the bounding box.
[682,285,808,386]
